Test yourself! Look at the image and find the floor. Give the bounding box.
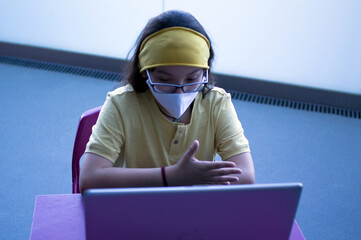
[0,62,360,239]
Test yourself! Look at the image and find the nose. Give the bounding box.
[174,87,184,93]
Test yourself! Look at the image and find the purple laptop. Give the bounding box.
[83,183,302,240]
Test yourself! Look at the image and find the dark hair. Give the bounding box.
[122,10,215,95]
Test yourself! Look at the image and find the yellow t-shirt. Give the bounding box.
[85,84,250,168]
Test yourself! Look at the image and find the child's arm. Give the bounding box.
[226,152,255,185]
[80,140,241,192]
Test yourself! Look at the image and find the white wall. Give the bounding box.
[0,0,162,58]
[1,0,360,95]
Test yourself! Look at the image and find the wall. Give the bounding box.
[0,0,360,95]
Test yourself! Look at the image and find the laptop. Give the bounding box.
[83,183,302,240]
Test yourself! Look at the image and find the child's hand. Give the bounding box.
[166,140,241,186]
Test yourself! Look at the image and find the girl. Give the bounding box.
[80,10,255,192]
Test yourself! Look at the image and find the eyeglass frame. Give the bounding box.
[146,69,209,94]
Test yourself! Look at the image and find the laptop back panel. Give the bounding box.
[83,183,302,240]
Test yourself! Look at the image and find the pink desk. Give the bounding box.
[29,194,305,240]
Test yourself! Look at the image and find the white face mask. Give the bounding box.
[146,74,200,120]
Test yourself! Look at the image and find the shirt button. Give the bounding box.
[174,140,179,144]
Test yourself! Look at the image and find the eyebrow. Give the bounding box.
[154,69,202,76]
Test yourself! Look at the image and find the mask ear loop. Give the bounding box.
[146,70,152,83]
[204,69,208,82]
[201,69,208,83]
[202,70,211,95]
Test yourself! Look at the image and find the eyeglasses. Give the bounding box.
[147,70,208,93]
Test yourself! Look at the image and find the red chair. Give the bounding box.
[72,106,102,193]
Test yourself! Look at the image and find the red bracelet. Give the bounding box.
[161,166,168,187]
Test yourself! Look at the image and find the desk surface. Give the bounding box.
[29,194,305,240]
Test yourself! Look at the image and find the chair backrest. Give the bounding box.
[72,106,102,193]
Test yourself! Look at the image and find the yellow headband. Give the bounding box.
[139,27,210,72]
